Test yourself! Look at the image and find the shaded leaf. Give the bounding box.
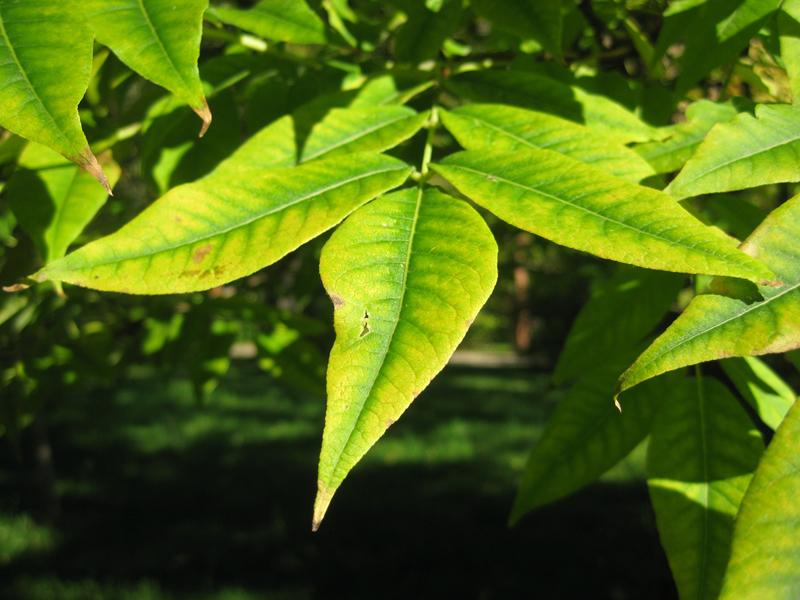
[0,1,109,189]
[35,153,412,294]
[314,188,498,528]
[440,104,654,182]
[209,0,326,44]
[392,0,463,63]
[721,356,795,430]
[7,143,120,264]
[446,69,657,143]
[431,149,774,282]
[83,0,211,134]
[619,193,800,395]
[667,104,800,199]
[720,397,800,598]
[472,0,563,57]
[648,377,763,600]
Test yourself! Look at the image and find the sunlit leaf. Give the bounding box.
[721,356,795,430]
[446,69,657,143]
[208,0,326,44]
[431,149,774,282]
[35,153,412,294]
[648,377,763,600]
[314,188,498,529]
[667,104,800,199]
[7,143,120,264]
[720,397,800,598]
[619,193,800,395]
[440,104,654,182]
[83,0,212,134]
[0,1,109,190]
[779,0,800,100]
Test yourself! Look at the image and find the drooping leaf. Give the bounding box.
[779,0,800,100]
[554,267,684,385]
[82,0,212,134]
[510,365,673,524]
[431,149,774,282]
[208,0,326,44]
[446,69,657,143]
[35,153,412,294]
[648,377,763,600]
[472,0,563,57]
[667,104,800,199]
[0,0,109,190]
[619,193,800,395]
[440,104,654,182]
[314,188,498,529]
[720,397,800,598]
[7,143,120,264]
[721,356,795,430]
[634,100,739,175]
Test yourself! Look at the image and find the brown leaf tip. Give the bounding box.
[194,100,213,138]
[3,283,29,293]
[80,149,114,195]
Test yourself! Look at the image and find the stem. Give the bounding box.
[419,106,439,178]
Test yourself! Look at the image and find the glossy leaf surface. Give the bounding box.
[648,377,763,600]
[432,150,774,282]
[619,193,800,394]
[315,188,498,529]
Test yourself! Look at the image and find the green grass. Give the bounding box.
[0,363,674,599]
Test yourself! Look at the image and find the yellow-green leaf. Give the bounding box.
[82,0,211,135]
[208,0,326,44]
[667,104,800,200]
[720,397,800,598]
[721,357,795,430]
[431,149,774,282]
[314,188,498,529]
[35,153,412,294]
[440,104,654,182]
[0,0,109,190]
[619,194,800,395]
[648,377,763,600]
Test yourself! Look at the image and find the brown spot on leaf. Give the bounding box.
[192,244,213,264]
[330,293,345,308]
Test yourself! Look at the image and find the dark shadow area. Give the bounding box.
[0,365,676,599]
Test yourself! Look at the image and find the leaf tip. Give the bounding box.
[194,100,213,138]
[2,283,29,293]
[79,150,114,195]
[311,486,334,533]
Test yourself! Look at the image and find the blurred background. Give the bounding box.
[2,0,798,597]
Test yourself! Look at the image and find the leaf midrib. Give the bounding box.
[442,161,744,266]
[135,0,191,91]
[324,186,423,484]
[50,163,407,273]
[301,111,415,162]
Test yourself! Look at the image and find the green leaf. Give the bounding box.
[7,143,120,264]
[314,188,498,529]
[208,0,326,44]
[667,104,800,199]
[721,357,795,430]
[648,377,763,600]
[440,104,654,182]
[0,1,110,190]
[84,0,211,134]
[431,149,774,282]
[392,0,463,63]
[554,267,684,385]
[619,193,800,395]
[720,398,800,598]
[446,69,657,143]
[510,365,672,524]
[472,0,563,57]
[634,100,739,175]
[779,0,800,101]
[35,153,412,294]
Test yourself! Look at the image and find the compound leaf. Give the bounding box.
[35,153,412,294]
[440,104,654,182]
[0,0,109,190]
[720,397,800,598]
[314,188,498,529]
[648,377,763,600]
[431,150,774,283]
[82,0,211,135]
[619,193,800,395]
[667,104,800,199]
